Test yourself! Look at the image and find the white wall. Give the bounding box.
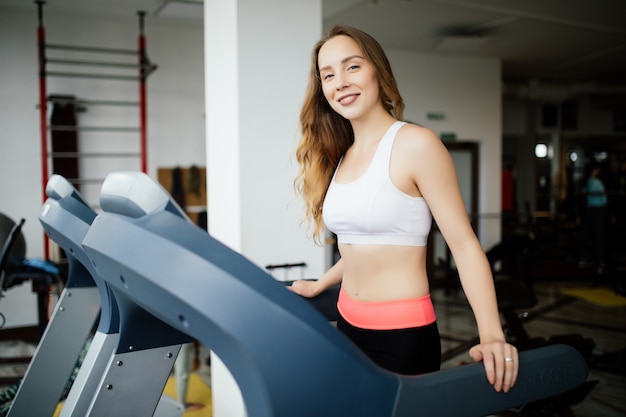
[389,50,502,248]
[0,7,205,327]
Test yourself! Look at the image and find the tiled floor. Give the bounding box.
[1,273,625,416]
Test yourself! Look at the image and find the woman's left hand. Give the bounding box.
[469,341,518,393]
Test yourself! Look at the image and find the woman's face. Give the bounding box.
[317,35,380,122]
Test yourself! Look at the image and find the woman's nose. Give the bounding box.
[335,78,348,90]
[333,73,348,90]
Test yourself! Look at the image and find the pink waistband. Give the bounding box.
[337,287,436,330]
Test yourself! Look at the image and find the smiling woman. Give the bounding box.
[292,25,519,392]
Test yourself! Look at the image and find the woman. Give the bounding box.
[579,162,608,273]
[291,25,518,392]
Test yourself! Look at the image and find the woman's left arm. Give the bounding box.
[400,125,518,392]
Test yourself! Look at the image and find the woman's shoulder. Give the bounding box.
[395,122,446,154]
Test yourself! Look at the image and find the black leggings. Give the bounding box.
[337,313,441,375]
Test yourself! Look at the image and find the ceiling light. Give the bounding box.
[535,143,548,158]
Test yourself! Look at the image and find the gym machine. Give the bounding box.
[74,171,589,417]
[6,175,183,417]
[5,178,99,417]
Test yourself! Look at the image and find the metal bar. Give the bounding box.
[49,125,140,132]
[47,96,139,107]
[45,43,137,55]
[138,11,148,174]
[37,0,49,260]
[265,262,307,270]
[47,58,138,69]
[76,99,139,107]
[46,71,138,81]
[48,152,141,158]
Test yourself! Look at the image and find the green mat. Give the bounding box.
[561,287,626,307]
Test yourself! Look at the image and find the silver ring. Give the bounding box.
[505,357,513,362]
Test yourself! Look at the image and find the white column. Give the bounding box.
[204,1,322,416]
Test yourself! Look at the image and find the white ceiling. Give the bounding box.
[3,0,625,89]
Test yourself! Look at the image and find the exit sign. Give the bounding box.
[427,112,445,121]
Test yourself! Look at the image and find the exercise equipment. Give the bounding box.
[0,215,26,299]
[8,175,182,417]
[0,213,60,336]
[13,174,108,417]
[6,180,99,417]
[0,213,63,400]
[79,171,589,417]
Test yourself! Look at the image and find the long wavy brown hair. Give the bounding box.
[294,25,405,243]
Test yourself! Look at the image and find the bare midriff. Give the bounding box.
[338,243,430,302]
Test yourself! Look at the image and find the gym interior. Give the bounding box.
[1,1,625,416]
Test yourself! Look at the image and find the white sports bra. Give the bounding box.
[322,121,432,246]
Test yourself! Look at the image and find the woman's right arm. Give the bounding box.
[288,258,344,298]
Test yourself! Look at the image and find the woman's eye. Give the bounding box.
[322,73,334,80]
[348,65,360,71]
